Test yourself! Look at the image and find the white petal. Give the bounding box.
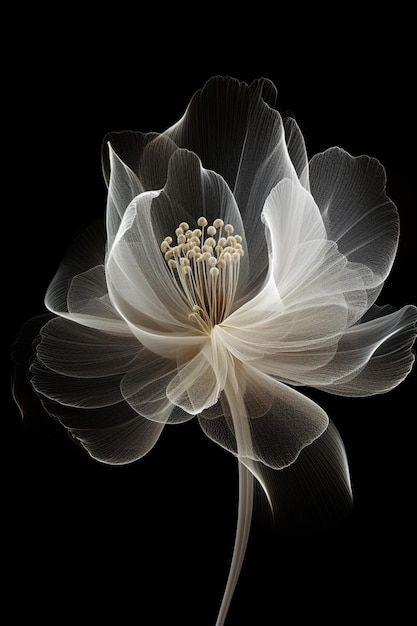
[315,304,417,395]
[105,143,143,246]
[309,147,399,303]
[165,76,299,293]
[199,363,328,469]
[45,222,129,335]
[41,395,165,465]
[166,338,229,415]
[284,117,309,189]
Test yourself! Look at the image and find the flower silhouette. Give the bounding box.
[27,77,416,626]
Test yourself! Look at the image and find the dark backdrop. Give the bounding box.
[7,31,415,626]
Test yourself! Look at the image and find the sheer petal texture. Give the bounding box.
[30,75,415,472]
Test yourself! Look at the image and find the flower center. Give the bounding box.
[161,217,244,334]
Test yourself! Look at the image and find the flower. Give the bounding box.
[29,77,416,626]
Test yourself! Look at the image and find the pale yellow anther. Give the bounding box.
[161,218,243,331]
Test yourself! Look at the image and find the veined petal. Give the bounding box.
[164,76,299,293]
[41,396,165,465]
[45,220,130,335]
[309,147,399,304]
[284,117,310,189]
[166,338,230,415]
[199,363,328,469]
[314,304,417,395]
[261,177,373,325]
[103,133,178,245]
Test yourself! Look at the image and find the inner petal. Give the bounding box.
[161,217,244,333]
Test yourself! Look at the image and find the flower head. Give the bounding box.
[26,76,416,626]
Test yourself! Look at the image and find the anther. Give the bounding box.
[197,217,208,227]
[213,219,224,229]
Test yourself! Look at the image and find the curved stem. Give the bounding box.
[215,380,254,626]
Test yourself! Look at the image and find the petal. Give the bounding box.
[166,338,230,415]
[252,304,417,393]
[309,147,399,302]
[103,134,178,245]
[314,304,417,395]
[165,76,299,292]
[260,177,373,324]
[257,421,352,531]
[45,221,129,335]
[40,395,165,465]
[36,317,140,378]
[199,363,329,469]
[102,131,177,190]
[284,117,309,189]
[120,351,193,424]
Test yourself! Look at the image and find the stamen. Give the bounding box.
[161,216,243,333]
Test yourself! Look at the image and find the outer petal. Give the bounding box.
[165,76,299,292]
[252,304,417,393]
[309,147,399,304]
[45,221,130,335]
[199,363,328,470]
[30,316,194,464]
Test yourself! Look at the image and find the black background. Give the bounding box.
[7,24,416,626]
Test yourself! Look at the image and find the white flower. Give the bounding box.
[30,77,416,626]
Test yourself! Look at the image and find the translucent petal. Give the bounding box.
[261,177,373,325]
[35,317,141,378]
[102,131,177,190]
[164,76,299,293]
[284,117,309,189]
[309,147,399,302]
[315,304,417,395]
[258,421,352,532]
[40,395,165,465]
[166,339,230,415]
[105,143,143,246]
[32,315,191,425]
[199,364,329,470]
[44,221,129,335]
[103,134,178,245]
[253,304,417,393]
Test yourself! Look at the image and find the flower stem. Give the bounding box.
[215,380,254,626]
